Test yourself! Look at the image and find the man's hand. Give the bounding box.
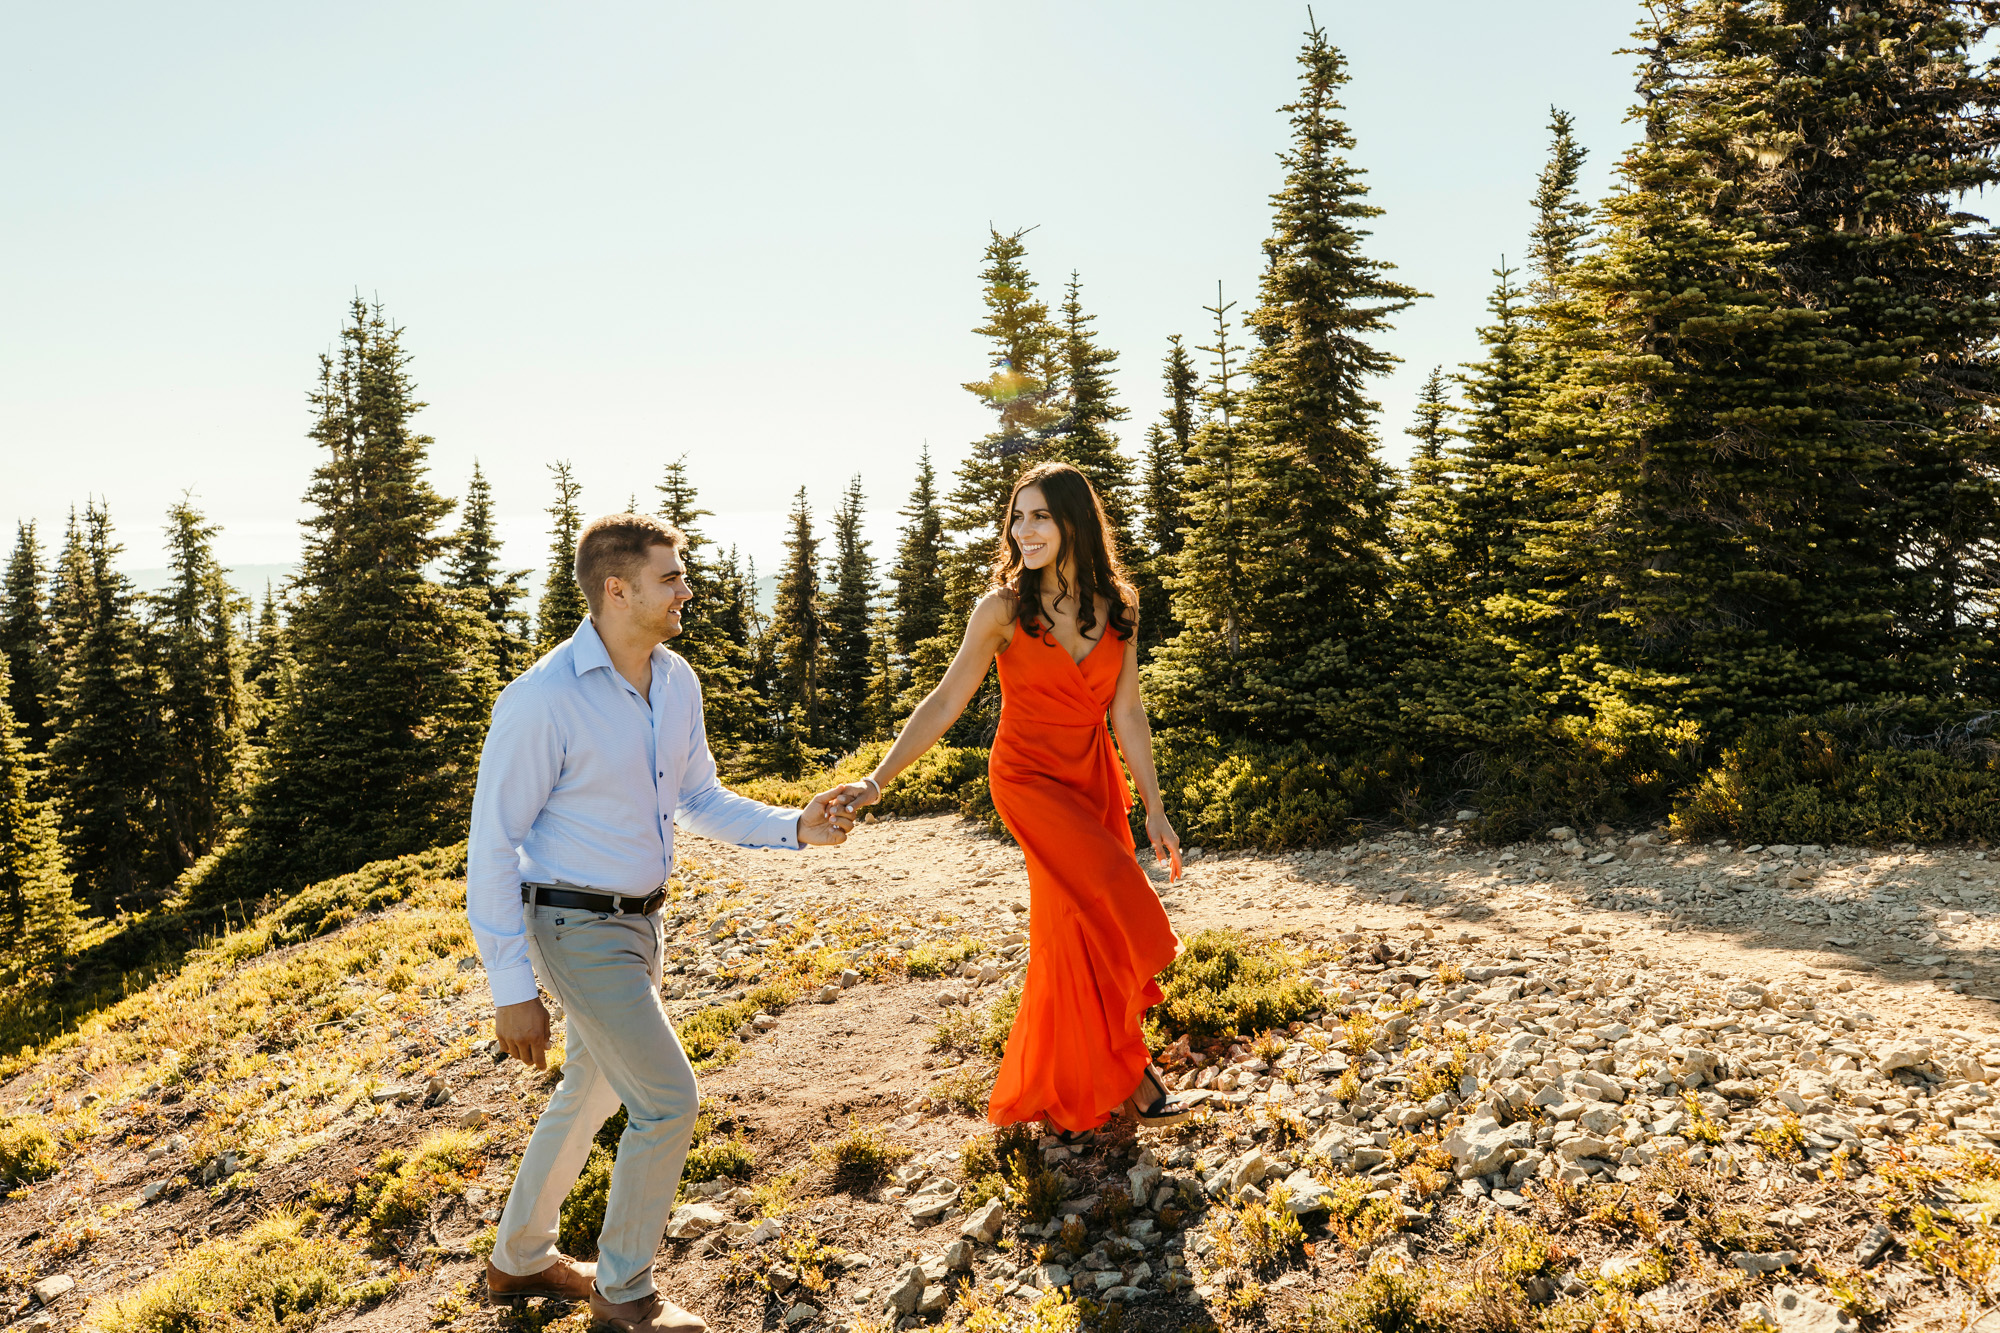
[495,997,552,1069]
[797,787,857,846]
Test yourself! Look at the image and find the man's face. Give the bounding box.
[617,542,692,641]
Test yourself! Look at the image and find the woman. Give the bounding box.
[836,461,1195,1136]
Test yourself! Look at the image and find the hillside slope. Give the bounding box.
[0,816,1994,1331]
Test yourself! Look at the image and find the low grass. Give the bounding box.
[86,1206,377,1331]
[349,1129,486,1252]
[931,1063,997,1117]
[815,1117,910,1192]
[1145,929,1320,1046]
[932,982,1021,1063]
[677,981,797,1070]
[0,1115,60,1185]
[907,935,984,980]
[0,844,469,1083]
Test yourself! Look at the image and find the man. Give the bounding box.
[467,512,852,1332]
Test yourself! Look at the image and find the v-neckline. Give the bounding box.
[1046,625,1107,671]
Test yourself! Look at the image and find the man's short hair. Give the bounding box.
[574,513,685,616]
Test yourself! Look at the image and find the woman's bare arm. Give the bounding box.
[855,592,1012,798]
[1107,611,1180,862]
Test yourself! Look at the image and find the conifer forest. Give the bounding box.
[17,10,2000,1333]
[5,5,2000,991]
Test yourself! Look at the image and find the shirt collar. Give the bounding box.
[570,617,614,678]
[570,618,672,696]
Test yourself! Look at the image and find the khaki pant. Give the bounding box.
[490,904,699,1303]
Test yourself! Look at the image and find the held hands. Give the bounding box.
[827,776,881,819]
[495,996,552,1069]
[797,786,858,846]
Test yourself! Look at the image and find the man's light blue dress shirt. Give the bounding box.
[466,618,799,1007]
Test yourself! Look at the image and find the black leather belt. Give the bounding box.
[521,882,668,917]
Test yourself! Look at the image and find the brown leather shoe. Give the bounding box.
[588,1283,707,1331]
[485,1255,597,1304]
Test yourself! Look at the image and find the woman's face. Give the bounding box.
[1010,484,1061,571]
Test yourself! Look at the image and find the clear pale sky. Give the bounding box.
[2,1,1637,586]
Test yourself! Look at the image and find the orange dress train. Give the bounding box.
[985,624,1181,1133]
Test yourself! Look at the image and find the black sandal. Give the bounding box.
[1049,1124,1094,1147]
[1126,1063,1194,1127]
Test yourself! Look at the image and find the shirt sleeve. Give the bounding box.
[466,682,564,1007]
[673,668,801,850]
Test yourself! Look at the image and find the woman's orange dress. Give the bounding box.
[985,623,1181,1133]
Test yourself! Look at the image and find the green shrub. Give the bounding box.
[684,1135,756,1186]
[677,981,796,1068]
[1468,729,1693,844]
[1673,705,2000,845]
[815,1117,909,1192]
[906,935,983,980]
[89,1206,372,1331]
[727,741,995,824]
[558,1144,615,1257]
[352,1130,484,1250]
[1146,929,1319,1046]
[983,983,1022,1060]
[1149,733,1431,850]
[0,1115,60,1185]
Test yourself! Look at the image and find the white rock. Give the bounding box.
[1731,1250,1800,1275]
[1225,1148,1270,1194]
[883,1263,926,1314]
[665,1203,729,1239]
[30,1276,74,1305]
[960,1198,1005,1244]
[1444,1116,1532,1176]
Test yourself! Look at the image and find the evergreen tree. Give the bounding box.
[768,487,825,769]
[945,227,1063,613]
[47,510,91,666]
[243,581,292,749]
[1509,1,2000,737]
[447,461,532,682]
[536,460,587,655]
[1526,107,1593,298]
[863,603,898,743]
[1391,367,1460,611]
[1163,290,1250,665]
[821,476,878,753]
[0,523,56,757]
[1449,262,1536,604]
[152,499,250,873]
[239,299,498,890]
[47,500,163,909]
[1043,272,1135,534]
[1135,335,1198,649]
[1216,19,1424,741]
[657,457,762,751]
[0,657,77,975]
[889,447,949,701]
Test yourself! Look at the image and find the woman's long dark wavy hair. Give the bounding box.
[990,461,1137,643]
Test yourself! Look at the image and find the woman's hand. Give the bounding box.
[1144,808,1180,870]
[830,775,883,817]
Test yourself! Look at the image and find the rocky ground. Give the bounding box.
[6,813,2000,1332]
